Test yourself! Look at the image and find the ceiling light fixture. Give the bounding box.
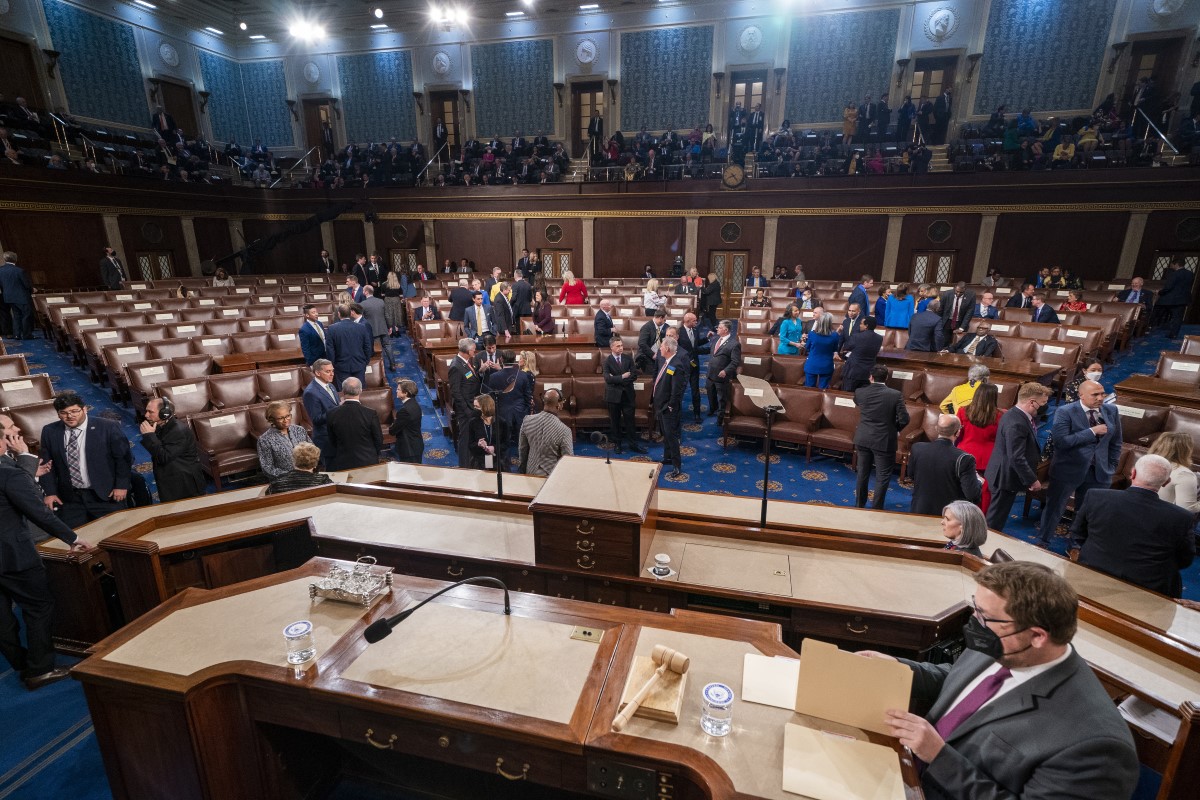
[249,34,266,39]
[288,20,326,41]
[374,7,384,18]
[133,0,156,9]
[239,21,247,30]
[579,3,599,9]
[370,23,388,29]
[428,4,469,27]
[506,10,524,16]
[204,26,224,35]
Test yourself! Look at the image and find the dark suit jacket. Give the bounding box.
[325,319,374,382]
[390,398,424,462]
[1030,304,1060,325]
[594,310,615,348]
[1072,486,1195,597]
[652,354,688,413]
[1,457,77,572]
[298,321,328,365]
[908,438,981,515]
[706,335,740,382]
[412,304,442,322]
[99,257,126,290]
[1116,287,1154,311]
[448,355,482,417]
[841,330,882,386]
[636,321,666,368]
[448,287,474,321]
[948,332,1000,357]
[491,294,516,335]
[677,325,708,371]
[0,263,31,305]
[509,279,533,316]
[973,304,1000,320]
[38,417,132,500]
[847,285,870,315]
[301,380,341,461]
[906,310,945,352]
[852,382,908,451]
[1048,402,1122,485]
[899,648,1138,800]
[140,418,206,502]
[700,280,722,313]
[984,407,1041,491]
[1005,293,1033,309]
[938,290,976,330]
[603,353,637,404]
[1158,266,1194,306]
[326,400,383,470]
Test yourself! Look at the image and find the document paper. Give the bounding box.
[794,639,913,736]
[741,653,800,710]
[782,724,905,800]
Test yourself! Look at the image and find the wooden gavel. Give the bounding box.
[611,644,691,732]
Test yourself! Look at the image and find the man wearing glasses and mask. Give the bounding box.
[858,561,1138,800]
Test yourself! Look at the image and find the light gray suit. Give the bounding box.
[899,648,1138,800]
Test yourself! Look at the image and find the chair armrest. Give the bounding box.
[807,411,824,428]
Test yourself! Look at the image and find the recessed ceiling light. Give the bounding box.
[506,10,524,16]
[239,21,247,30]
[248,34,266,39]
[133,0,156,8]
[374,7,384,18]
[204,26,224,35]
[370,23,388,28]
[579,3,599,9]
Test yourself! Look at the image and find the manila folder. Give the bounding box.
[794,639,912,736]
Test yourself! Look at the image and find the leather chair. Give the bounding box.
[202,319,241,336]
[103,342,153,401]
[771,355,807,385]
[166,321,206,339]
[918,372,963,408]
[898,405,939,478]
[197,286,233,298]
[1014,322,1058,342]
[143,311,179,327]
[632,375,653,431]
[1157,408,1200,452]
[126,360,175,417]
[1076,312,1121,357]
[208,373,259,410]
[3,400,59,454]
[193,409,259,490]
[574,318,596,341]
[973,319,1018,337]
[432,355,454,419]
[740,320,771,336]
[536,350,570,377]
[998,308,1029,323]
[173,355,214,380]
[723,382,767,443]
[741,307,772,323]
[1155,353,1200,386]
[740,353,772,380]
[155,378,213,419]
[881,328,909,349]
[151,338,194,362]
[238,317,273,333]
[82,329,127,383]
[190,336,233,358]
[886,369,926,403]
[569,376,609,432]
[364,358,386,388]
[180,308,218,322]
[269,331,300,350]
[0,374,54,408]
[231,332,271,353]
[257,367,305,402]
[1032,341,1081,390]
[772,386,824,449]
[806,391,861,463]
[738,335,774,356]
[0,355,29,380]
[359,386,396,446]
[568,349,601,375]
[1113,401,1168,446]
[535,377,575,431]
[999,338,1036,362]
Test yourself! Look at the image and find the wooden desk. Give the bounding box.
[1116,375,1200,411]
[213,348,307,373]
[878,349,1060,386]
[73,560,923,800]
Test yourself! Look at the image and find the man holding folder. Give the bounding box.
[858,562,1138,800]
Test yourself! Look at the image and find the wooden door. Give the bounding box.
[729,70,767,127]
[134,251,176,281]
[709,250,749,294]
[159,81,198,139]
[429,90,459,161]
[910,57,956,108]
[1153,252,1200,323]
[302,98,335,163]
[1124,38,1185,131]
[389,249,418,278]
[538,249,571,279]
[0,36,44,107]
[571,82,604,158]
[910,251,956,284]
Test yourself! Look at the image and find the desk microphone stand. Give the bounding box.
[736,374,787,529]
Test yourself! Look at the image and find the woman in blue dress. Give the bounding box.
[884,283,916,329]
[776,304,804,355]
[802,312,840,389]
[874,286,890,320]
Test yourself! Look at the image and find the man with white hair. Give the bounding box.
[1070,453,1196,597]
[325,377,382,471]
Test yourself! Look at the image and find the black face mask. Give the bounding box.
[962,616,1031,661]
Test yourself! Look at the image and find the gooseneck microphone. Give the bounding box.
[363,576,512,644]
[590,430,611,465]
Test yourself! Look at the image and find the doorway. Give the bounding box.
[910,251,957,284]
[1124,38,1185,133]
[428,90,460,161]
[134,251,176,281]
[539,249,572,279]
[709,250,749,294]
[0,36,44,108]
[910,56,957,109]
[729,70,767,125]
[571,82,604,158]
[301,99,337,164]
[389,249,418,278]
[157,80,198,140]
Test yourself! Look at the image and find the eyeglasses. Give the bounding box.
[970,598,1014,626]
[57,407,85,418]
[272,414,292,422]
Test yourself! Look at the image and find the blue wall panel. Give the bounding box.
[197,50,250,146]
[620,26,713,132]
[336,51,417,144]
[241,60,293,148]
[470,40,554,139]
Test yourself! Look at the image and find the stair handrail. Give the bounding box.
[1134,107,1179,155]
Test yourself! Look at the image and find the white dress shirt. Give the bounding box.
[944,646,1073,715]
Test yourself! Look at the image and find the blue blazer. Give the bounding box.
[1030,304,1059,325]
[906,310,945,352]
[38,417,132,500]
[803,331,840,375]
[974,304,999,320]
[1048,402,1122,485]
[325,319,374,381]
[298,321,327,365]
[848,285,870,315]
[301,380,341,460]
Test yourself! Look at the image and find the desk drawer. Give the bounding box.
[339,709,563,788]
[537,531,630,558]
[539,547,633,576]
[795,608,929,650]
[535,513,638,544]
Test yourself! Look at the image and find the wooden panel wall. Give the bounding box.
[696,217,765,276]
[594,217,686,276]
[774,216,890,280]
[371,218,425,254]
[0,211,107,288]
[332,220,366,268]
[896,214,982,283]
[240,219,324,275]
[117,215,187,281]
[525,218,582,261]
[990,212,1129,282]
[1137,211,1200,276]
[433,219,512,270]
[193,217,233,268]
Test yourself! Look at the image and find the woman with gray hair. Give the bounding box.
[941,363,990,414]
[941,500,988,557]
[801,312,840,388]
[257,400,312,478]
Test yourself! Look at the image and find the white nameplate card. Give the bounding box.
[608,280,620,286]
[544,382,563,391]
[633,382,645,390]
[235,288,251,294]
[269,372,290,381]
[134,302,152,309]
[45,297,66,304]
[95,331,119,339]
[276,334,296,342]
[78,318,99,326]
[744,388,764,398]
[177,325,197,333]
[834,397,856,408]
[173,384,199,394]
[570,308,585,317]
[747,337,763,345]
[575,351,593,360]
[115,294,133,300]
[258,296,273,303]
[155,313,174,320]
[139,367,165,376]
[116,346,140,355]
[892,370,913,380]
[1066,329,1088,338]
[199,299,216,306]
[840,282,853,288]
[619,309,634,316]
[59,307,80,314]
[3,380,33,390]
[991,323,1011,332]
[1171,362,1200,372]
[599,288,613,294]
[282,306,299,312]
[222,309,240,316]
[209,415,235,427]
[1107,284,1123,290]
[262,279,278,285]
[311,293,329,300]
[287,285,302,292]
[802,311,814,319]
[201,339,221,346]
[1118,406,1146,418]
[248,320,268,328]
[1043,345,1065,354]
[129,283,148,289]
[748,310,765,317]
[940,286,952,291]
[745,356,763,365]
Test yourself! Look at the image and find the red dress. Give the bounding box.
[558,280,588,305]
[956,407,1003,513]
[1059,301,1088,312]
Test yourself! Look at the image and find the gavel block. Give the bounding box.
[616,654,689,726]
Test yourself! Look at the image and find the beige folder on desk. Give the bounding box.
[782,724,905,800]
[793,639,913,736]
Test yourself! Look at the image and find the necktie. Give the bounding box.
[311,321,324,342]
[935,668,1012,740]
[953,296,962,321]
[1088,408,1100,427]
[476,306,486,334]
[965,336,980,355]
[325,383,338,404]
[654,360,670,393]
[716,336,726,353]
[67,428,84,488]
[1130,291,1138,303]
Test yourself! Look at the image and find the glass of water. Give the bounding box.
[700,682,734,737]
[283,620,316,665]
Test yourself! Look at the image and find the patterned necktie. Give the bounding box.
[935,668,1012,740]
[476,305,486,334]
[67,427,84,488]
[1088,408,1100,427]
[965,336,980,355]
[654,361,670,393]
[1130,291,1138,303]
[325,383,338,404]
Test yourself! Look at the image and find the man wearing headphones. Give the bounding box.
[139,397,206,502]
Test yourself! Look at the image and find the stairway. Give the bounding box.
[927,144,952,173]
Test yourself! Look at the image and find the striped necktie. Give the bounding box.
[67,428,84,488]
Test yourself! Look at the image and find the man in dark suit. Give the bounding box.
[636,309,668,373]
[595,299,615,349]
[939,282,976,339]
[945,322,1000,357]
[448,278,474,323]
[301,359,341,468]
[449,338,482,467]
[463,291,494,341]
[0,251,32,339]
[1116,277,1153,312]
[1,413,93,691]
[853,365,908,509]
[838,316,883,392]
[653,338,688,478]
[37,392,132,527]
[318,249,335,273]
[838,302,864,345]
[984,382,1052,530]
[859,562,1139,800]
[510,268,533,330]
[1038,380,1122,545]
[857,94,875,140]
[1071,454,1195,597]
[326,378,383,470]
[848,275,874,318]
[678,312,708,422]
[299,304,329,365]
[603,339,645,455]
[973,290,1000,320]
[516,249,534,273]
[99,247,127,291]
[706,319,740,421]
[350,254,372,290]
[491,283,516,341]
[344,275,365,303]
[326,304,374,387]
[744,266,769,288]
[473,335,512,383]
[932,87,952,145]
[1029,293,1059,325]
[138,397,205,502]
[1155,257,1193,338]
[747,103,765,151]
[359,287,393,370]
[908,414,982,515]
[1005,283,1035,309]
[412,296,442,322]
[150,106,177,141]
[906,299,945,352]
[587,113,604,160]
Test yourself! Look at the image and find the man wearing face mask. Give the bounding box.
[858,561,1138,800]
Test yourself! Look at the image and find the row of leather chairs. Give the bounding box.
[1154,352,1200,387]
[0,355,30,380]
[0,373,53,409]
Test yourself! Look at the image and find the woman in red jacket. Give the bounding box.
[955,383,1003,513]
[557,270,588,305]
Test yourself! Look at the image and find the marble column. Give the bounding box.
[970,214,998,283]
[582,218,595,278]
[684,217,699,270]
[1115,212,1148,279]
[761,216,779,274]
[180,217,202,277]
[880,214,904,281]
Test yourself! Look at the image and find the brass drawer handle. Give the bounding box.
[365,728,397,750]
[576,520,594,535]
[447,565,463,577]
[576,555,595,570]
[845,621,869,635]
[495,758,530,781]
[576,539,594,552]
[438,735,450,748]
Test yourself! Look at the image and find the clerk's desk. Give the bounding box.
[74,559,924,800]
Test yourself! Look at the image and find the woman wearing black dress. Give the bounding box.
[389,379,424,463]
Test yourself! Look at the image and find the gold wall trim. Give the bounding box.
[0,200,309,220]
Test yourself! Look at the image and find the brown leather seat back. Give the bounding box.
[269,331,300,350]
[1000,339,1036,362]
[364,358,386,387]
[885,367,925,402]
[230,332,270,353]
[156,378,212,418]
[126,360,175,398]
[534,376,574,417]
[125,324,169,343]
[208,373,259,409]
[190,335,233,358]
[173,355,214,380]
[1033,341,1081,383]
[1161,408,1200,453]
[166,321,205,339]
[1114,401,1168,446]
[0,374,54,408]
[193,409,255,455]
[107,312,151,330]
[180,308,218,322]
[728,382,767,422]
[772,354,807,384]
[104,343,153,377]
[4,400,58,453]
[150,338,194,361]
[919,372,963,406]
[415,320,443,341]
[1156,353,1200,386]
[359,386,395,425]
[238,317,273,333]
[536,350,570,376]
[1014,322,1058,342]
[570,376,608,425]
[0,355,29,379]
[740,319,771,336]
[202,319,241,336]
[83,328,127,357]
[257,367,305,402]
[568,349,601,375]
[777,385,823,427]
[740,352,772,380]
[574,318,596,340]
[738,335,773,355]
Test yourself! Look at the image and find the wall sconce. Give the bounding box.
[459,89,471,112]
[712,72,725,98]
[286,99,298,121]
[894,58,910,89]
[147,78,162,104]
[773,67,786,95]
[198,91,210,114]
[413,91,425,115]
[965,53,983,83]
[606,79,618,103]
[329,97,341,120]
[42,49,61,80]
[1108,41,1129,74]
[553,82,565,107]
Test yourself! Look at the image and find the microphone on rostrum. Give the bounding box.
[590,430,611,465]
[363,576,512,644]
